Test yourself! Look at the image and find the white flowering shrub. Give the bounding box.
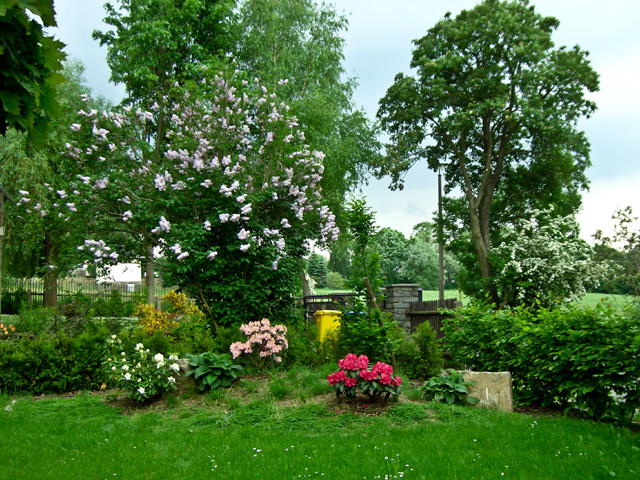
[104,336,180,403]
[16,68,339,326]
[492,209,606,308]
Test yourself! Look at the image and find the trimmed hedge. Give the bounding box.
[443,301,640,424]
[0,326,109,395]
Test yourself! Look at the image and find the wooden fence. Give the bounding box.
[1,278,171,310]
[407,298,460,341]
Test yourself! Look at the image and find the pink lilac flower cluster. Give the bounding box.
[328,354,402,400]
[14,70,340,279]
[229,318,288,365]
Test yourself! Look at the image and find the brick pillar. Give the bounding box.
[382,284,421,331]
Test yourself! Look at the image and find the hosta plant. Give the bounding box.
[185,352,243,391]
[419,370,479,406]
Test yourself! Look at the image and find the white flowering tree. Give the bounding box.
[16,69,338,327]
[492,209,605,308]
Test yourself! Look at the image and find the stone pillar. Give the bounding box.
[382,284,421,331]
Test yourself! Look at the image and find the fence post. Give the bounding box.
[383,284,421,332]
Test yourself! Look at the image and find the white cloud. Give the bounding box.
[578,170,640,242]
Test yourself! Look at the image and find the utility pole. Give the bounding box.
[438,168,445,309]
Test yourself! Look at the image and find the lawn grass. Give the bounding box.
[315,287,637,310]
[1,384,638,480]
[576,292,637,309]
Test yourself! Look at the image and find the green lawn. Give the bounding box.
[315,288,636,309]
[1,386,638,480]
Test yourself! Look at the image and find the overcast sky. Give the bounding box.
[50,0,640,241]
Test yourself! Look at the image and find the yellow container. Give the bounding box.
[313,310,341,342]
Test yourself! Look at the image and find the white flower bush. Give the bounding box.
[104,336,180,403]
[492,208,607,308]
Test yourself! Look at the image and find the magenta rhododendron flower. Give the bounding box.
[328,354,402,401]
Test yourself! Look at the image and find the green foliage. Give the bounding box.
[419,370,478,406]
[285,323,323,368]
[396,321,444,380]
[185,352,243,392]
[372,228,409,285]
[0,286,28,314]
[0,0,66,146]
[444,301,640,424]
[399,240,438,289]
[54,69,337,328]
[0,63,107,303]
[0,325,109,394]
[93,0,234,106]
[307,253,328,288]
[344,197,384,298]
[593,207,640,296]
[337,304,401,364]
[376,0,599,305]
[233,0,381,219]
[325,271,345,290]
[104,336,180,403]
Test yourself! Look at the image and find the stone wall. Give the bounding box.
[382,284,421,331]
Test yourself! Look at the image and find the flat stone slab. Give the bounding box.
[462,371,514,413]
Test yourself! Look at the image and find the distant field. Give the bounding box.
[576,292,636,309]
[314,288,636,309]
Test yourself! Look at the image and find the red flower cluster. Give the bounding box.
[328,354,403,399]
[338,353,369,371]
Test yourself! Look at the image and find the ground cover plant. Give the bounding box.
[0,382,638,480]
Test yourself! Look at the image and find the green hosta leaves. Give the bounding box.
[186,352,243,392]
[420,370,477,406]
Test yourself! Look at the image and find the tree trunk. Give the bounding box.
[299,261,311,297]
[43,233,58,308]
[145,243,155,305]
[468,197,500,306]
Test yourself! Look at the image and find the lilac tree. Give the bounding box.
[16,69,338,327]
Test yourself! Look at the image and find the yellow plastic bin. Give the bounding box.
[313,310,341,342]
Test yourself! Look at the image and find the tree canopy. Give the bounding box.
[232,0,381,217]
[376,0,599,305]
[93,0,235,107]
[0,0,66,147]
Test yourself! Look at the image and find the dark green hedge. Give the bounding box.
[0,326,109,395]
[444,301,640,424]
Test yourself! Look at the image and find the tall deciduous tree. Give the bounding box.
[232,0,381,217]
[93,0,235,301]
[0,61,104,306]
[593,207,640,297]
[0,0,66,147]
[18,69,339,327]
[376,0,599,305]
[372,228,409,285]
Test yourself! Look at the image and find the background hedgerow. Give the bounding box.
[444,300,640,424]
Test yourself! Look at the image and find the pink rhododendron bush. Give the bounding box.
[15,68,338,327]
[230,318,288,369]
[328,354,403,401]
